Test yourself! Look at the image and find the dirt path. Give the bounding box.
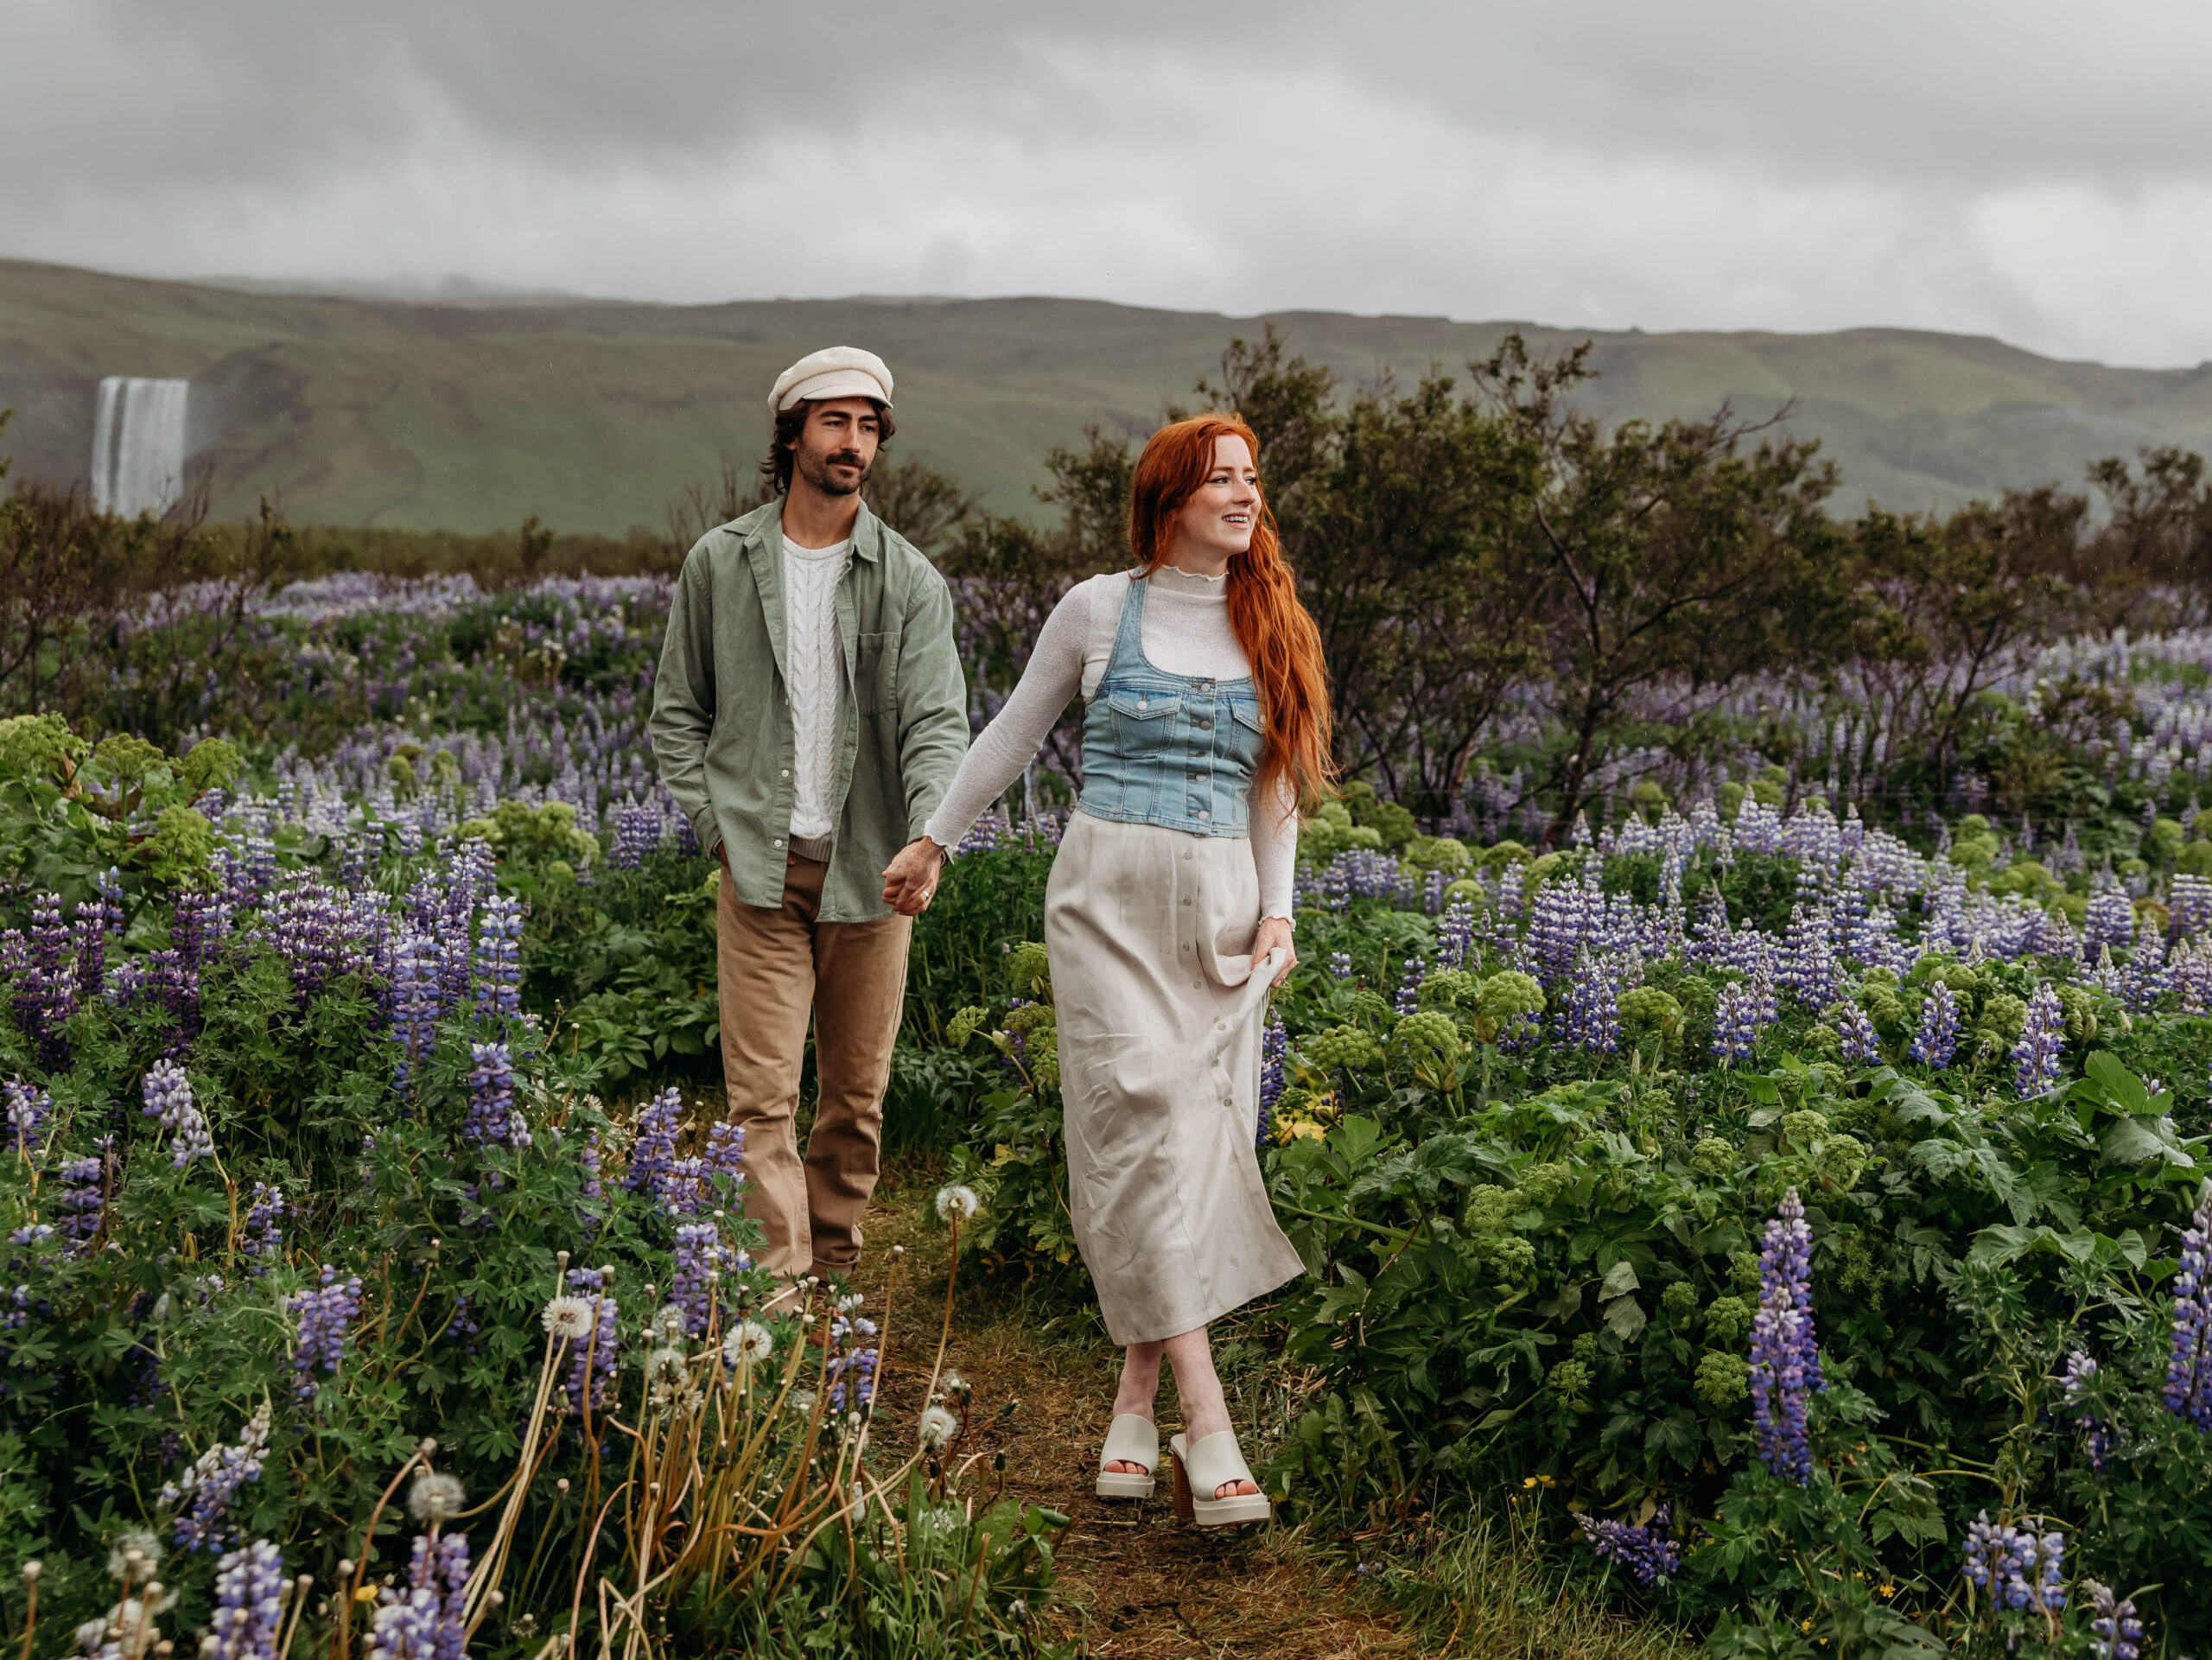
[860,1168,1412,1660]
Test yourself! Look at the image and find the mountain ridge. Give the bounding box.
[5,257,2211,534]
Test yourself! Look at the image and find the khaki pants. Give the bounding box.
[716,853,911,1280]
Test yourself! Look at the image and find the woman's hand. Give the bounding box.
[880,836,945,916]
[1255,915,1296,988]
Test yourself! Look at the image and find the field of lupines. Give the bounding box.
[7,569,2212,1656]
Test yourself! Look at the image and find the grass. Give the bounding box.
[858,1154,1697,1658]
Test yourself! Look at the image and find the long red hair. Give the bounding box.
[1128,415,1335,811]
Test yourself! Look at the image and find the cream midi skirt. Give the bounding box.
[1045,811,1306,1345]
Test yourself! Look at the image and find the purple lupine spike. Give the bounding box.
[2063,1350,2114,1471]
[161,1403,272,1552]
[1575,1504,1680,1586]
[621,1087,683,1203]
[1256,1013,1287,1148]
[1909,980,1959,1067]
[206,1538,285,1660]
[54,1142,114,1255]
[463,1042,529,1149]
[1748,1187,1823,1484]
[2012,983,2065,1097]
[2164,1183,2212,1431]
[369,1532,469,1660]
[287,1265,364,1399]
[388,932,442,1087]
[3,1077,49,1155]
[1834,1000,1881,1065]
[670,1222,734,1337]
[1395,957,1425,1017]
[472,894,524,1017]
[1557,949,1621,1055]
[561,1266,619,1415]
[826,1302,880,1412]
[142,1060,213,1167]
[2087,1580,2145,1660]
[241,1184,286,1273]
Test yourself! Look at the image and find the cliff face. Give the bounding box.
[7,258,2211,532]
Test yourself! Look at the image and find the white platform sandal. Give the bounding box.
[1169,1430,1271,1527]
[1096,1414,1160,1499]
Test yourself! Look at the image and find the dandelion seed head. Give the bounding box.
[540,1296,594,1340]
[405,1473,466,1525]
[935,1185,980,1223]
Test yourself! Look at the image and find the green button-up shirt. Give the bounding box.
[648,499,969,922]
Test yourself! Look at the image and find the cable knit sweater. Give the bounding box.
[925,567,1297,919]
[781,531,851,841]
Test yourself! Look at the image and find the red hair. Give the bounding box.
[1128,414,1335,811]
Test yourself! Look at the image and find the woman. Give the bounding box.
[881,414,1333,1526]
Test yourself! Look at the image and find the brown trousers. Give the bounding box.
[716,853,911,1280]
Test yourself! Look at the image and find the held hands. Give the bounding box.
[881,836,945,916]
[1255,916,1296,988]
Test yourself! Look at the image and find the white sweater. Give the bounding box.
[781,531,851,841]
[924,567,1297,919]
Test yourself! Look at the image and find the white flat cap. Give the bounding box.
[767,346,894,419]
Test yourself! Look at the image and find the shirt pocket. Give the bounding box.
[853,632,898,714]
[1103,688,1180,757]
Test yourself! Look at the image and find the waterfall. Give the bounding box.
[90,377,191,516]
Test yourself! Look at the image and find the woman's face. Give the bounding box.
[1172,435,1260,562]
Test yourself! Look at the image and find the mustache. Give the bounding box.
[825,449,864,467]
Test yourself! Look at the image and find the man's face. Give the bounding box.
[790,398,881,497]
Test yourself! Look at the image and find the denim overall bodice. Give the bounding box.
[1077,576,1262,836]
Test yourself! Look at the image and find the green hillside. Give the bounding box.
[5,257,2212,533]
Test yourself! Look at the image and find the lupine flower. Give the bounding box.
[1961,1512,2066,1613]
[1326,951,1352,979]
[4,1076,49,1154]
[1436,899,1477,971]
[161,1404,271,1551]
[240,1185,285,1271]
[2063,1350,2115,1471]
[56,1144,115,1254]
[473,894,524,1016]
[578,1129,604,1201]
[670,1222,731,1336]
[1394,956,1426,1017]
[1256,1014,1287,1148]
[205,1539,284,1660]
[827,1310,880,1412]
[611,802,661,868]
[287,1266,364,1399]
[561,1266,619,1415]
[368,1532,469,1660]
[1748,1188,1823,1484]
[463,1042,529,1149]
[621,1087,683,1202]
[1710,981,1761,1063]
[1575,1504,1680,1586]
[1833,1000,1881,1064]
[2012,982,2065,1097]
[1557,950,1622,1055]
[1910,980,1960,1067]
[387,932,442,1087]
[2164,1181,2212,1430]
[141,1061,213,1167]
[2086,1580,2145,1660]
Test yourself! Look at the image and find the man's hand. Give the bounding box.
[1255,916,1296,988]
[881,836,945,916]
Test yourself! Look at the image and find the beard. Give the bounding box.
[796,442,870,498]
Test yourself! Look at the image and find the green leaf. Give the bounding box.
[2100,1114,2195,1167]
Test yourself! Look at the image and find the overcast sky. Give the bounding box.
[8,0,2212,366]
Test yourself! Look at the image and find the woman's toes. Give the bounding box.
[1215,1479,1258,1498]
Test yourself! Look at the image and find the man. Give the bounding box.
[650,346,968,1285]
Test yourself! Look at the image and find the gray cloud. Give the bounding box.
[5,0,2210,364]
